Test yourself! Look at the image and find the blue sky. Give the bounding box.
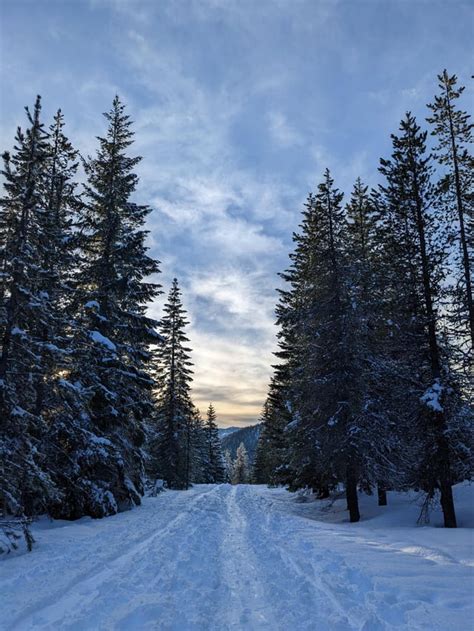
[1,0,472,425]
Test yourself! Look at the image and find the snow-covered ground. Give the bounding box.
[1,483,473,631]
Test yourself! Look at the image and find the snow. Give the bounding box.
[89,330,116,351]
[420,380,444,412]
[10,327,26,336]
[1,484,472,630]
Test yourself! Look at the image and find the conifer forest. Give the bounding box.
[0,1,473,627]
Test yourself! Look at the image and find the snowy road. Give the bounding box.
[1,484,473,631]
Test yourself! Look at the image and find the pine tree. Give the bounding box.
[204,403,226,483]
[188,407,208,484]
[377,112,469,527]
[63,96,161,517]
[277,170,366,520]
[224,449,234,483]
[0,97,60,516]
[151,279,193,489]
[427,70,473,352]
[253,381,290,486]
[345,179,399,505]
[232,442,250,484]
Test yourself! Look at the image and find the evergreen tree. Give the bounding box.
[151,279,193,489]
[63,96,161,517]
[232,442,250,484]
[224,449,234,483]
[204,403,226,483]
[277,170,366,520]
[377,112,469,527]
[188,408,208,484]
[252,381,290,486]
[0,97,60,516]
[345,179,399,505]
[427,70,473,352]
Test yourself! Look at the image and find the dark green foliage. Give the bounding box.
[262,76,472,527]
[203,403,226,483]
[150,279,195,489]
[427,70,473,360]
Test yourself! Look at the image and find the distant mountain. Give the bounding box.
[221,423,262,464]
[218,426,241,439]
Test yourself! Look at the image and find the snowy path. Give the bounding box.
[1,484,473,631]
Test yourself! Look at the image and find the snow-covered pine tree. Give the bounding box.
[344,178,401,506]
[377,113,471,527]
[64,96,161,517]
[232,442,250,484]
[224,449,234,483]
[151,278,194,489]
[277,170,368,520]
[427,70,473,353]
[30,108,97,519]
[252,380,290,486]
[204,403,226,483]
[0,97,60,516]
[187,407,208,484]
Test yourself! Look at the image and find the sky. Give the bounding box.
[1,0,472,426]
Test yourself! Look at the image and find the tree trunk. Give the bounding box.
[438,432,457,528]
[377,485,387,506]
[346,466,360,523]
[317,486,330,499]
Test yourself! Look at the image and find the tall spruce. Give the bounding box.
[204,403,226,483]
[232,442,250,484]
[152,279,194,489]
[378,112,465,527]
[0,97,60,516]
[427,70,473,352]
[277,170,367,520]
[253,380,290,486]
[67,96,161,516]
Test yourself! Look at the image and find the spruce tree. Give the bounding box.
[66,96,161,516]
[427,70,473,351]
[232,442,250,484]
[378,113,468,527]
[224,449,234,483]
[151,278,194,489]
[345,179,398,505]
[0,97,60,516]
[253,381,290,486]
[204,403,226,483]
[277,170,364,520]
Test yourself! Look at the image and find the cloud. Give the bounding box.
[267,111,304,147]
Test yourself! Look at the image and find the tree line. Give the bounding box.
[254,70,473,528]
[0,96,227,529]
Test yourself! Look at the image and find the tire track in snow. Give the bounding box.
[235,486,365,631]
[218,485,279,630]
[8,485,222,630]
